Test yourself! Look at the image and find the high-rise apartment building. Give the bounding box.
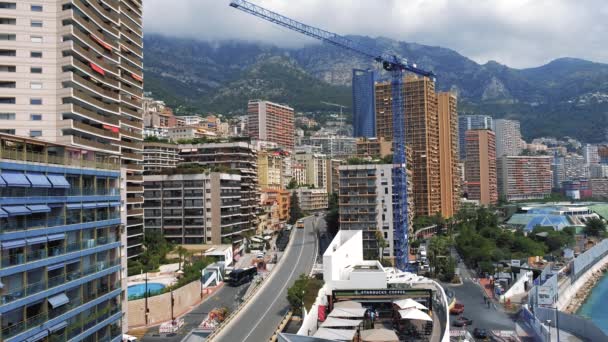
[179,142,259,238]
[303,135,356,159]
[464,130,498,205]
[552,154,588,188]
[294,152,327,189]
[584,144,600,165]
[438,92,460,217]
[295,188,329,212]
[356,137,392,159]
[247,100,294,151]
[497,156,552,201]
[0,134,124,341]
[258,149,284,190]
[325,159,342,195]
[494,119,524,157]
[352,69,376,138]
[458,115,493,160]
[141,142,181,174]
[143,173,246,245]
[0,0,145,258]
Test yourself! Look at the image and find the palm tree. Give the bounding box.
[174,245,188,270]
[375,230,389,262]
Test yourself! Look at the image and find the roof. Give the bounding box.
[360,328,399,342]
[589,204,608,220]
[320,317,363,328]
[313,328,356,341]
[506,213,571,231]
[327,307,367,318]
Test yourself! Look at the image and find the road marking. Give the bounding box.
[241,223,308,342]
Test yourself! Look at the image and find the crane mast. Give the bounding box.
[230,0,436,269]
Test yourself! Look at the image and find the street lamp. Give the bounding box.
[546,319,552,341]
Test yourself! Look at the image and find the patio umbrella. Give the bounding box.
[320,317,363,328]
[393,298,428,311]
[333,300,363,309]
[313,328,357,341]
[328,307,367,318]
[360,328,399,342]
[398,308,432,321]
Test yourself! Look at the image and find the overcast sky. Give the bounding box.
[143,0,607,69]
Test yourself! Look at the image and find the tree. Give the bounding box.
[584,217,606,237]
[286,179,298,190]
[375,230,389,262]
[288,192,303,224]
[325,207,339,238]
[174,245,188,270]
[287,274,309,316]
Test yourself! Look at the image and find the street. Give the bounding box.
[213,215,319,342]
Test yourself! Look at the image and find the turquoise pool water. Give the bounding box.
[577,272,608,334]
[128,282,165,298]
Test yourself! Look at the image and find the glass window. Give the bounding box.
[30,51,42,58]
[0,97,15,104]
[0,33,15,40]
[30,98,42,105]
[0,49,15,56]
[0,81,15,88]
[0,129,15,134]
[30,82,42,89]
[0,18,15,25]
[30,20,42,27]
[30,130,42,137]
[0,3,16,9]
[30,36,42,43]
[0,112,14,120]
[31,5,43,12]
[30,67,42,74]
[0,65,15,72]
[30,114,42,120]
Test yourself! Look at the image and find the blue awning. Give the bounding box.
[26,236,47,245]
[47,263,65,271]
[47,233,65,241]
[1,172,30,187]
[25,173,51,188]
[66,203,82,209]
[3,206,31,216]
[1,239,25,249]
[48,293,69,309]
[49,321,67,332]
[96,202,109,208]
[47,174,70,188]
[0,208,7,218]
[65,258,80,265]
[82,203,97,209]
[26,330,48,342]
[27,204,51,213]
[109,202,121,207]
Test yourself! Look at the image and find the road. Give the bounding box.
[141,282,250,342]
[214,216,319,342]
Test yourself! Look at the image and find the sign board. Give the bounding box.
[332,288,432,300]
[511,259,521,267]
[537,285,555,307]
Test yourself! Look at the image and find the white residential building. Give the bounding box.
[494,119,524,157]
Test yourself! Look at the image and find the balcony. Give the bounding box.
[72,0,119,37]
[128,174,143,182]
[127,186,143,192]
[120,105,141,119]
[0,147,120,170]
[70,88,120,115]
[120,94,141,108]
[68,73,120,102]
[63,103,119,127]
[119,25,141,48]
[119,60,142,78]
[126,196,144,204]
[120,14,142,37]
[127,208,143,216]
[86,0,119,24]
[120,3,142,27]
[121,152,143,161]
[70,28,118,63]
[120,40,142,58]
[125,163,143,171]
[73,136,120,153]
[120,49,142,69]
[116,139,142,151]
[70,41,119,76]
[69,119,120,140]
[119,127,142,140]
[69,56,120,88]
[70,11,118,44]
[101,0,119,11]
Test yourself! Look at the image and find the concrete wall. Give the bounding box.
[557,253,608,310]
[501,271,533,303]
[323,231,363,286]
[128,280,202,328]
[536,306,608,342]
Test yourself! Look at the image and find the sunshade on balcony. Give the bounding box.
[25,173,51,188]
[1,171,31,187]
[47,174,70,188]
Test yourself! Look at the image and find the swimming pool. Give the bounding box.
[128,282,165,298]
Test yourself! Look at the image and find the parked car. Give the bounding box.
[452,316,473,327]
[473,328,488,339]
[449,302,464,315]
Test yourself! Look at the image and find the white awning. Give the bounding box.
[48,293,69,309]
[333,300,363,309]
[320,317,362,328]
[360,328,399,342]
[393,298,428,310]
[398,308,433,321]
[328,307,367,318]
[313,328,356,341]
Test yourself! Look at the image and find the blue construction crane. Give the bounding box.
[229,0,436,270]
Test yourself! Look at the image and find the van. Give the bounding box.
[297,220,305,229]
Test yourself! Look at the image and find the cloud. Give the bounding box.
[143,0,608,68]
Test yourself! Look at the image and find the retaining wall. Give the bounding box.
[556,252,608,310]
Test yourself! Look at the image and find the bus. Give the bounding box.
[296,219,305,229]
[225,267,257,286]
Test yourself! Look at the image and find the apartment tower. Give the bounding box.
[352,69,376,138]
[497,156,552,201]
[247,100,295,151]
[494,119,524,157]
[0,1,145,258]
[464,130,498,205]
[438,92,460,217]
[458,114,492,159]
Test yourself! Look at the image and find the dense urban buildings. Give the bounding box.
[0,0,145,258]
[590,164,608,179]
[583,144,600,165]
[247,100,295,151]
[464,130,498,205]
[295,188,329,212]
[179,142,259,238]
[303,135,356,159]
[352,69,376,138]
[458,114,493,159]
[590,179,608,199]
[143,173,246,245]
[261,189,290,222]
[356,137,392,159]
[142,97,177,138]
[0,134,124,341]
[553,154,588,188]
[294,152,327,189]
[494,119,524,157]
[141,142,180,174]
[498,156,553,201]
[257,149,285,190]
[438,92,460,217]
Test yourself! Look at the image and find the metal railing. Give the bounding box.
[0,148,120,170]
[1,214,119,234]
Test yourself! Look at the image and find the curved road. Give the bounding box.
[214,216,319,342]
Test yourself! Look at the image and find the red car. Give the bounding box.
[450,303,464,315]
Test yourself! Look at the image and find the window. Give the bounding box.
[31,5,43,12]
[30,36,42,43]
[0,33,15,41]
[0,129,15,134]
[0,65,15,72]
[30,82,42,89]
[30,51,42,58]
[30,130,42,137]
[30,98,42,105]
[30,67,42,74]
[30,114,42,121]
[0,97,15,104]
[0,3,16,10]
[0,112,14,120]
[0,49,15,56]
[30,20,42,28]
[0,81,15,88]
[0,18,15,25]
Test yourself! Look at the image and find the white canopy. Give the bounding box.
[360,328,399,342]
[313,328,357,341]
[320,317,363,328]
[393,298,428,310]
[333,300,363,309]
[328,307,367,318]
[398,308,433,321]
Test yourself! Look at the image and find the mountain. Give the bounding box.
[143,34,608,142]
